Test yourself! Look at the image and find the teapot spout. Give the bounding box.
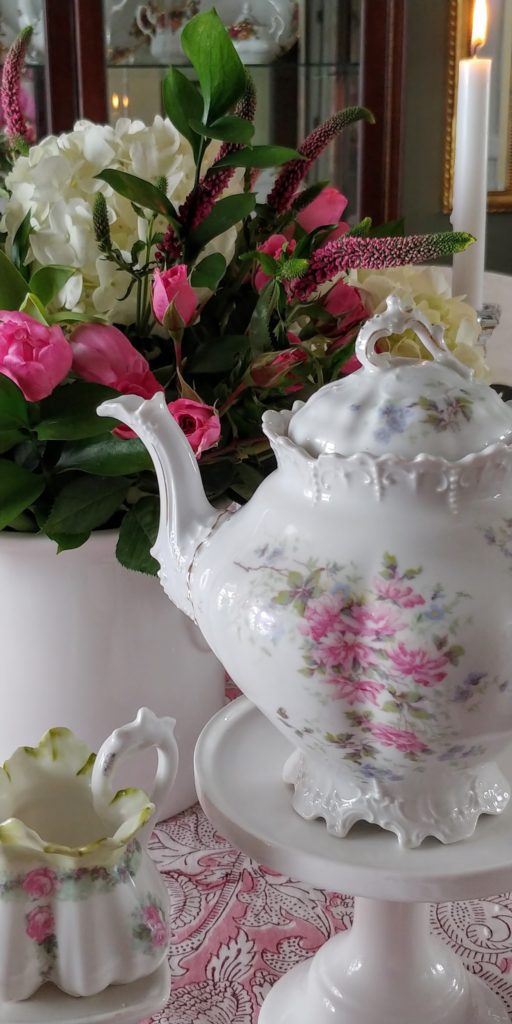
[98,392,218,619]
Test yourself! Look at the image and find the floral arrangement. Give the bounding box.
[0,13,474,573]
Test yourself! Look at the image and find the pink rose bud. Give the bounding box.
[297,186,349,241]
[250,347,307,388]
[254,235,296,292]
[0,311,72,401]
[168,398,220,458]
[152,266,198,326]
[70,323,163,399]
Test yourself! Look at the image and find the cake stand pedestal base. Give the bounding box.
[194,698,512,1024]
[259,898,506,1024]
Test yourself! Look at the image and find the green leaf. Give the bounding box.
[162,67,203,159]
[116,496,160,575]
[19,292,49,324]
[229,461,264,501]
[181,9,246,123]
[11,209,32,279]
[253,251,280,276]
[212,145,302,169]
[191,253,226,290]
[291,180,330,213]
[0,460,45,529]
[45,476,131,535]
[369,218,405,238]
[49,311,101,325]
[0,430,24,453]
[95,171,180,232]
[0,376,29,431]
[199,459,235,501]
[56,434,153,476]
[190,115,254,144]
[248,281,278,355]
[29,265,77,306]
[187,334,250,373]
[37,383,118,440]
[188,193,256,255]
[0,250,29,309]
[49,531,91,553]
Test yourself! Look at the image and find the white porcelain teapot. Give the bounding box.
[99,297,512,847]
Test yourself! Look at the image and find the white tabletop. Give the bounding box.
[195,697,512,904]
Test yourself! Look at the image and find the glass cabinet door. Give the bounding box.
[12,0,403,226]
[0,0,46,145]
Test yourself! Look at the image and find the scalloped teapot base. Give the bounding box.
[282,749,511,848]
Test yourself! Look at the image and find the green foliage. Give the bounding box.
[0,460,44,529]
[116,496,160,575]
[181,8,246,123]
[162,67,203,159]
[95,170,181,232]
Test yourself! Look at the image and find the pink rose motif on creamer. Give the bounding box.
[25,905,55,943]
[132,897,169,955]
[142,903,168,947]
[22,868,57,899]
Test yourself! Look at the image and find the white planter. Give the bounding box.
[0,531,225,820]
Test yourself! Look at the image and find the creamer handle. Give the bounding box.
[91,707,179,830]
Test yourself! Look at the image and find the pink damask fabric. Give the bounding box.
[144,805,512,1023]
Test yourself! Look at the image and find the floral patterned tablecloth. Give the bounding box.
[144,803,512,1023]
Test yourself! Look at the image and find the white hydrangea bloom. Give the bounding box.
[2,116,241,325]
[348,265,489,380]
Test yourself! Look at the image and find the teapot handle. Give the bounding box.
[355,294,473,379]
[91,707,179,830]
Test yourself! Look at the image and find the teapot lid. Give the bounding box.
[288,296,512,461]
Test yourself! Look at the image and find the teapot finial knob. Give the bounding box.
[355,294,473,380]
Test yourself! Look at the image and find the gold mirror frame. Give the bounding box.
[443,0,512,212]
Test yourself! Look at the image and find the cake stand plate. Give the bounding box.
[0,961,171,1024]
[194,698,512,1024]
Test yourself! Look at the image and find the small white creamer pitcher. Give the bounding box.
[0,707,178,1001]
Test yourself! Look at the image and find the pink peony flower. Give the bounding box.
[374,577,425,609]
[254,235,296,291]
[168,398,220,457]
[22,868,57,899]
[142,904,168,947]
[70,323,163,399]
[152,265,198,325]
[300,592,346,642]
[297,186,349,241]
[346,603,405,639]
[326,676,385,706]
[25,905,55,943]
[387,643,448,687]
[368,723,428,754]
[0,311,72,401]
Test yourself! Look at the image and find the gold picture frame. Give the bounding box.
[443,0,512,212]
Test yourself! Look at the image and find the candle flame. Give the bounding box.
[471,0,488,54]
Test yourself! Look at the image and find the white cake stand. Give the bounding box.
[0,961,170,1024]
[194,697,512,1024]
